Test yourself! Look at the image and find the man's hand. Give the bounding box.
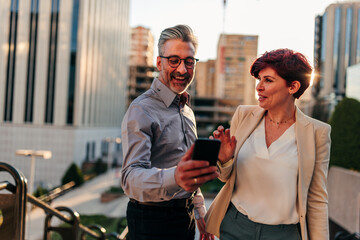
[196,218,215,240]
[175,145,219,192]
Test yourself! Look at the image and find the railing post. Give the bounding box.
[43,206,80,240]
[0,162,28,240]
[80,224,106,240]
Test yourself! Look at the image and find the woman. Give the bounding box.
[205,48,331,240]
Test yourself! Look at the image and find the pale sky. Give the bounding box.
[130,0,339,66]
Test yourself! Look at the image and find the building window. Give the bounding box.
[85,142,90,161]
[24,0,40,123]
[344,7,353,69]
[91,141,96,159]
[66,0,80,125]
[332,7,341,94]
[357,8,360,63]
[101,140,109,156]
[320,13,327,89]
[45,0,60,123]
[4,0,19,122]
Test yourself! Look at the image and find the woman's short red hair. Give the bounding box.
[250,48,312,99]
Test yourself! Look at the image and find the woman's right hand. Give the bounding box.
[210,125,236,164]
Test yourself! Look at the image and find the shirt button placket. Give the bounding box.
[179,106,188,147]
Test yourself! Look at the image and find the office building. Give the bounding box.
[0,0,130,187]
[129,26,154,66]
[195,60,216,97]
[215,34,258,104]
[127,65,158,107]
[193,97,239,137]
[193,34,258,137]
[346,63,360,101]
[312,1,360,120]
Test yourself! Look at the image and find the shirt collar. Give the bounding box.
[179,92,191,107]
[151,78,191,108]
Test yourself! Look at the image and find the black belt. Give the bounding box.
[129,198,193,208]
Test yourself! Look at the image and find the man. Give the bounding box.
[121,25,217,240]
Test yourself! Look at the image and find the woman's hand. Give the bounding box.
[210,125,236,164]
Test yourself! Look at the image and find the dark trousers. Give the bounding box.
[220,203,301,240]
[126,200,195,240]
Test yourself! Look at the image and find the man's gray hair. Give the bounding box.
[158,25,198,56]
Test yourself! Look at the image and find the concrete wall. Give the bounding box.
[328,166,360,233]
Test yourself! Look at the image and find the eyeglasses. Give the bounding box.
[160,56,199,69]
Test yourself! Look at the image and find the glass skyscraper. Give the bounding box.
[0,0,130,187]
[312,1,360,121]
[313,1,360,99]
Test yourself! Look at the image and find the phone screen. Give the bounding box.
[192,138,221,166]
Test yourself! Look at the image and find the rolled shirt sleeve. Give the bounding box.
[121,104,183,201]
[193,188,206,219]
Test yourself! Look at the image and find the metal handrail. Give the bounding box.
[28,193,122,239]
[80,224,106,239]
[1,162,128,239]
[28,194,72,223]
[0,181,8,190]
[28,186,128,239]
[335,231,360,240]
[0,162,27,240]
[118,226,128,240]
[37,181,75,203]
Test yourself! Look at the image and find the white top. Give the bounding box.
[231,117,299,225]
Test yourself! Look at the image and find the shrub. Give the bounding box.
[328,97,360,171]
[33,185,50,197]
[200,178,225,194]
[61,163,84,186]
[94,158,108,175]
[105,186,124,194]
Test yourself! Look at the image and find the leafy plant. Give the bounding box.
[94,158,108,175]
[328,97,360,171]
[33,185,50,197]
[105,186,124,194]
[50,215,127,240]
[200,178,225,194]
[61,163,84,186]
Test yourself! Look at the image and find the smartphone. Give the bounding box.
[192,138,221,166]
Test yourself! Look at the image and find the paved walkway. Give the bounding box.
[26,168,216,240]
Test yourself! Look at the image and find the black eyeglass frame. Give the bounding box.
[160,55,199,68]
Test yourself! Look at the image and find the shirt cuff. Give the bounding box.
[194,205,206,220]
[218,158,234,169]
[163,167,182,196]
[193,190,206,219]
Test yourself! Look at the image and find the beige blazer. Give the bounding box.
[205,105,331,240]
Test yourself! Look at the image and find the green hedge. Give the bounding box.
[61,163,84,186]
[94,158,108,175]
[329,97,360,171]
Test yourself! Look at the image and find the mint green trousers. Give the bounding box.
[219,203,301,240]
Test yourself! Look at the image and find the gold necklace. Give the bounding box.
[267,115,293,126]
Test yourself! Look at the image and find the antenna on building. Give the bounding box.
[222,0,227,34]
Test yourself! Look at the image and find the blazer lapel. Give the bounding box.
[295,107,315,215]
[233,107,266,158]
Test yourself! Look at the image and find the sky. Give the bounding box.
[129,0,340,66]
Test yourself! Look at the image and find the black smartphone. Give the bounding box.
[192,138,221,166]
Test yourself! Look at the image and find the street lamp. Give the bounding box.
[104,137,121,172]
[15,149,52,239]
[15,149,52,197]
